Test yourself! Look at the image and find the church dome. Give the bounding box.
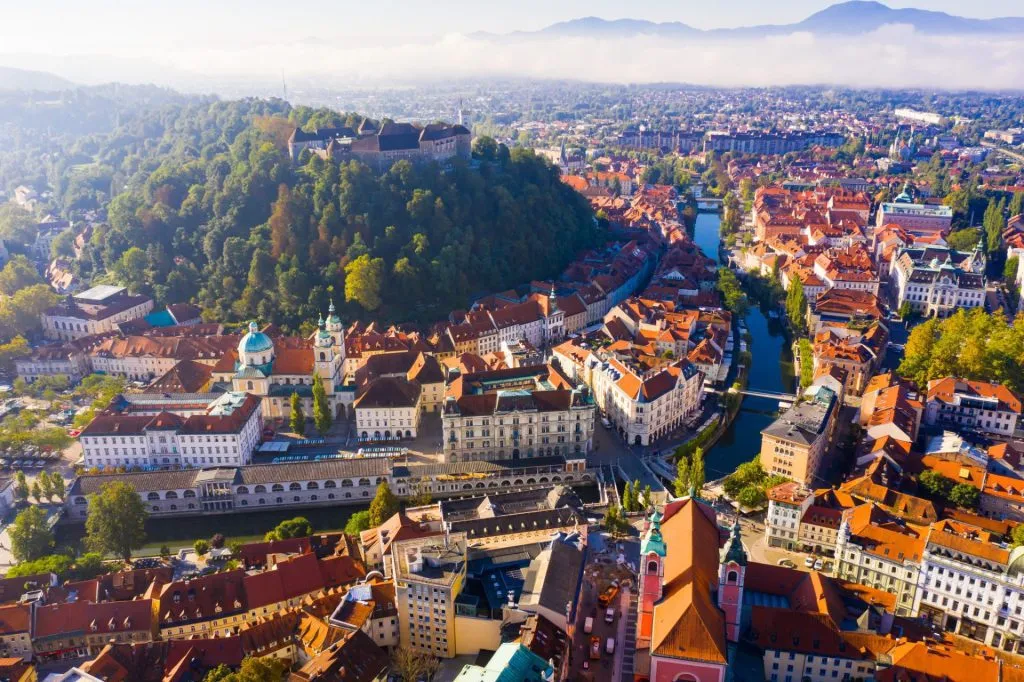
[239,321,274,357]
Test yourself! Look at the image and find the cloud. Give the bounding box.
[9,24,1024,91]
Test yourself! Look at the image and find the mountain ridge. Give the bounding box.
[477,1,1024,40]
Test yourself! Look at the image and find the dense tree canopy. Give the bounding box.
[897,308,1024,392]
[51,99,599,329]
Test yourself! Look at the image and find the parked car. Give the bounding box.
[813,559,824,571]
[804,556,815,568]
[584,617,594,634]
[777,558,795,568]
[605,638,616,655]
[589,637,601,660]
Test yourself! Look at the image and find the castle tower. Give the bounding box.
[718,517,747,643]
[325,300,347,365]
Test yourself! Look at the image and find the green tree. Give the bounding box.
[264,516,313,542]
[344,254,384,311]
[113,246,149,292]
[38,471,54,500]
[72,553,109,580]
[1013,524,1024,548]
[344,510,372,536]
[0,204,36,244]
[368,482,400,527]
[736,486,767,509]
[85,481,148,561]
[621,481,634,511]
[918,470,955,501]
[691,448,706,492]
[9,506,54,562]
[49,473,65,501]
[984,197,1006,255]
[194,539,210,556]
[642,484,652,510]
[945,227,981,252]
[30,480,41,502]
[675,455,691,497]
[1005,256,1020,290]
[5,554,73,579]
[13,471,28,504]
[0,336,31,373]
[1010,191,1024,218]
[289,392,305,435]
[949,483,980,510]
[799,338,814,389]
[203,656,286,682]
[897,301,914,320]
[311,371,332,435]
[0,255,42,295]
[785,278,807,333]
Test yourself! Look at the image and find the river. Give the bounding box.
[692,211,793,480]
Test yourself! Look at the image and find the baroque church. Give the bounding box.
[210,303,353,422]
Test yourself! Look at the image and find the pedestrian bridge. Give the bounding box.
[738,389,797,401]
[709,387,797,401]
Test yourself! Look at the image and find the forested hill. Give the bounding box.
[63,100,601,329]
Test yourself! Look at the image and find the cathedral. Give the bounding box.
[210,302,353,422]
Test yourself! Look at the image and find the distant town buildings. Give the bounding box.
[287,120,471,170]
[42,285,154,341]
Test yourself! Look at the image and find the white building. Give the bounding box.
[42,285,154,341]
[79,392,262,470]
[924,377,1022,437]
[353,376,423,441]
[913,520,1024,654]
[765,482,813,551]
[441,365,595,464]
[889,246,986,318]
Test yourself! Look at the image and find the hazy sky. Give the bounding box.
[3,1,1024,90]
[1,0,1023,51]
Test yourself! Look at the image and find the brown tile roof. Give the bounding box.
[145,359,213,393]
[650,499,727,665]
[353,376,420,409]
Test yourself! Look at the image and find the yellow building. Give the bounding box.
[391,533,467,658]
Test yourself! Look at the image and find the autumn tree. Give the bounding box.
[368,482,400,527]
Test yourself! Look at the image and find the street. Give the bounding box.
[568,529,640,682]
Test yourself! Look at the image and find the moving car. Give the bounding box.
[584,617,594,634]
[605,638,616,655]
[589,636,601,660]
[605,607,615,624]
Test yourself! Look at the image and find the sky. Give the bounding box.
[1,1,1024,90]
[1,0,1022,50]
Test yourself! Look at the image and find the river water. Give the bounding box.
[692,211,793,480]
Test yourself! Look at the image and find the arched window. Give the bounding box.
[152,506,159,511]
[358,478,371,487]
[289,482,301,491]
[727,570,738,584]
[254,485,266,494]
[165,491,178,499]
[237,486,249,495]
[648,560,659,574]
[272,484,284,492]
[319,352,325,361]
[341,479,353,487]
[307,481,319,490]
[324,480,337,489]
[147,492,160,501]
[247,381,254,391]
[74,496,87,505]
[183,490,196,497]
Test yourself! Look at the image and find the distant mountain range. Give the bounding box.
[478,1,1024,39]
[0,66,74,91]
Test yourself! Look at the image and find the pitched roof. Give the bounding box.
[649,499,727,665]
